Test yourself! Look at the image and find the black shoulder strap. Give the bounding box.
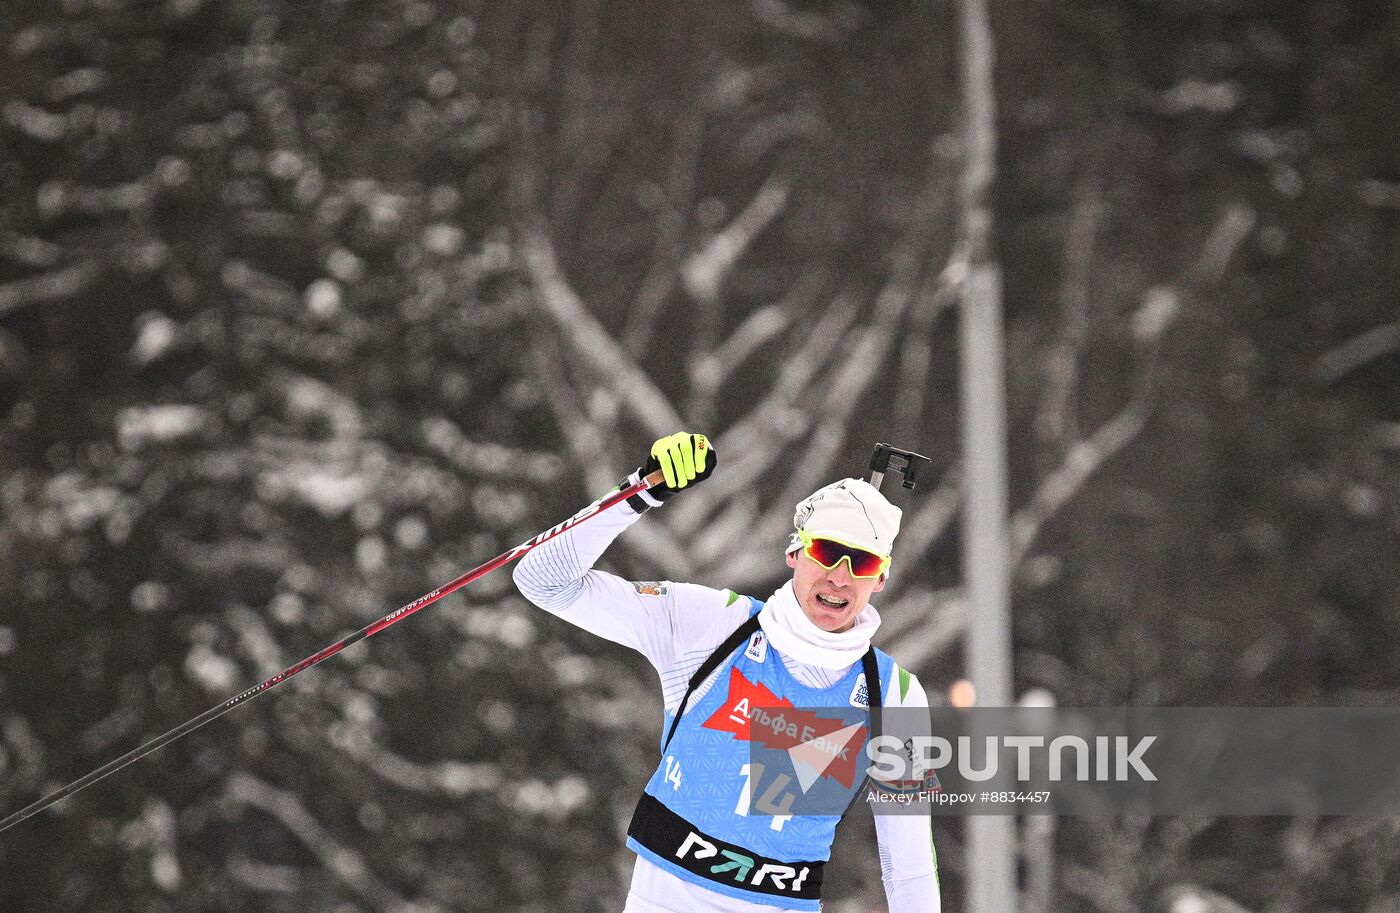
[838,648,883,816]
[861,647,882,743]
[662,614,762,754]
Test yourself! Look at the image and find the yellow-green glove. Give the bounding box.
[640,432,716,502]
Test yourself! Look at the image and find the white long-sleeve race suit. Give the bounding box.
[512,495,940,913]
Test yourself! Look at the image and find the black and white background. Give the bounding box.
[2,1,1399,911]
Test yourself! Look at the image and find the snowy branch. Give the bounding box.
[0,232,63,268]
[421,417,565,483]
[325,723,504,797]
[749,0,853,43]
[1011,380,1155,568]
[1185,203,1257,287]
[1061,860,1139,913]
[514,222,684,438]
[503,80,684,440]
[685,268,826,430]
[1034,183,1103,452]
[1,717,46,796]
[0,327,28,377]
[0,261,102,317]
[624,109,705,355]
[679,165,954,554]
[1159,886,1257,913]
[228,854,304,894]
[1011,203,1255,568]
[525,337,696,575]
[1314,321,1400,384]
[526,336,621,496]
[720,188,955,585]
[880,587,966,673]
[681,173,792,427]
[680,173,790,307]
[893,265,959,445]
[669,285,861,533]
[225,772,441,912]
[694,304,790,386]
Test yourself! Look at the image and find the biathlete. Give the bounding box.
[514,432,940,913]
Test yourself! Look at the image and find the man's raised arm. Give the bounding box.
[512,433,717,670]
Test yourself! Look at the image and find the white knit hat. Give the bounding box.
[786,478,902,557]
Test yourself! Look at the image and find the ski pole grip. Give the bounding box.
[643,468,668,489]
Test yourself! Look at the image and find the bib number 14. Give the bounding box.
[664,755,682,790]
[736,763,794,831]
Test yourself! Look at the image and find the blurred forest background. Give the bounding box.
[2,0,1399,911]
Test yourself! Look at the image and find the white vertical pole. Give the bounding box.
[952,0,1018,907]
[958,264,1018,913]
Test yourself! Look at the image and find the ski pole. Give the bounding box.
[0,469,666,835]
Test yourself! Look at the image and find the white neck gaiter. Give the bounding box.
[757,581,881,670]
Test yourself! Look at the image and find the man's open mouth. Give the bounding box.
[816,594,849,608]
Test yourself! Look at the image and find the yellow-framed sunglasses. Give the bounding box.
[798,528,892,579]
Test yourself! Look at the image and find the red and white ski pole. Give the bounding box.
[0,469,665,835]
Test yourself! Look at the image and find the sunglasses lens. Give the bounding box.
[805,538,885,577]
[845,550,885,577]
[804,537,843,568]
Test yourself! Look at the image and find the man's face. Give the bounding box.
[786,545,887,633]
